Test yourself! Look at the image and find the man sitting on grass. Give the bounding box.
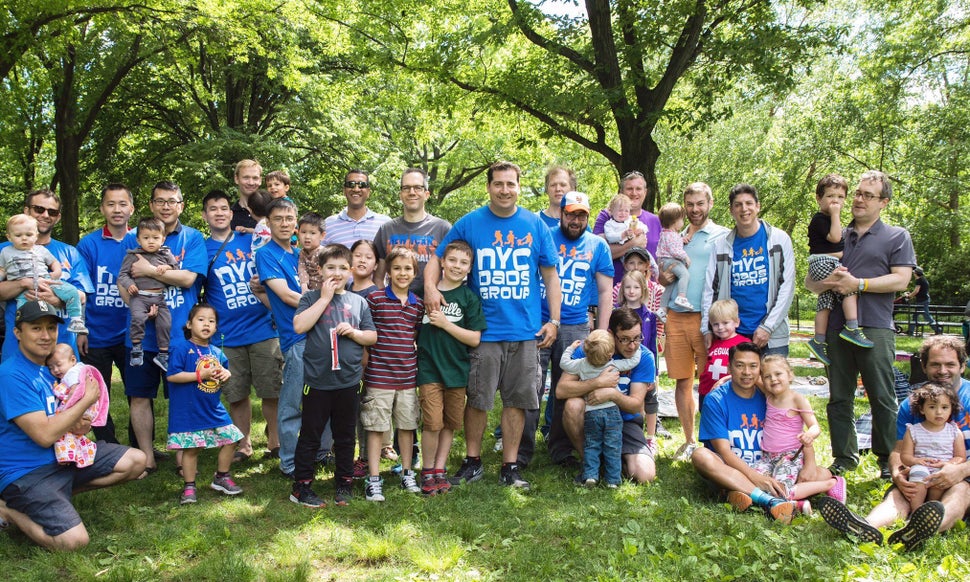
[690,341,797,523]
[817,335,970,551]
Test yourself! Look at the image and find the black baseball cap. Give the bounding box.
[15,300,65,325]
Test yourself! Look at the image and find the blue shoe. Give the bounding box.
[839,327,874,348]
[806,338,831,366]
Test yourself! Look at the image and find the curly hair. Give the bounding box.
[909,381,960,422]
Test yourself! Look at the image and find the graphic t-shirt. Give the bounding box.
[699,381,766,466]
[167,339,233,433]
[416,285,487,388]
[374,214,452,295]
[566,343,656,423]
[296,290,375,390]
[77,227,130,348]
[698,334,749,396]
[540,230,613,325]
[730,224,770,338]
[205,234,277,347]
[437,206,557,342]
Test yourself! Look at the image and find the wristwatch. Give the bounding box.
[858,279,865,292]
[548,319,561,328]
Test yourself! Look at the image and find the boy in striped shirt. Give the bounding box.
[362,247,424,501]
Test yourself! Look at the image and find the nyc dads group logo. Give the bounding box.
[541,244,593,306]
[732,244,767,287]
[477,230,535,300]
[213,248,261,310]
[729,412,764,464]
[95,263,125,309]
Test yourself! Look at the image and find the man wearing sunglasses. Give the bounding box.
[323,169,390,248]
[0,189,94,362]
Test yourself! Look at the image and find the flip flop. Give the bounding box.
[266,447,280,459]
[232,451,252,464]
[816,496,883,544]
[887,500,944,551]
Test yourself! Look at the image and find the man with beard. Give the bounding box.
[818,336,970,550]
[521,191,613,468]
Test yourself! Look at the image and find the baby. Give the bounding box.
[655,202,694,321]
[0,214,88,334]
[602,194,642,244]
[46,343,110,467]
[249,189,274,254]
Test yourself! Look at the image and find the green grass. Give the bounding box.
[3,358,970,581]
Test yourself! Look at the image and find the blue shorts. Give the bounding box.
[1,442,129,536]
[124,347,164,398]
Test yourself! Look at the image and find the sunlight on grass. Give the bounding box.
[406,535,466,573]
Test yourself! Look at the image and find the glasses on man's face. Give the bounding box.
[400,185,425,193]
[852,190,883,202]
[344,180,370,189]
[29,204,61,218]
[563,211,588,221]
[151,198,182,207]
[615,334,643,345]
[270,215,297,224]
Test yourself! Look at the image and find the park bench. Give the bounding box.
[892,302,967,336]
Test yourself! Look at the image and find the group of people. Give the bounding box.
[0,160,966,555]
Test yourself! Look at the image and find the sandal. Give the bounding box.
[816,496,883,544]
[232,450,252,464]
[887,500,944,551]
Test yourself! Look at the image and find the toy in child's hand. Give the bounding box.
[196,355,224,393]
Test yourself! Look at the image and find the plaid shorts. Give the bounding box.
[808,254,849,311]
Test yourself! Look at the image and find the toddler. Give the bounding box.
[806,174,873,365]
[249,189,274,254]
[655,202,693,321]
[119,216,178,370]
[561,330,641,487]
[297,212,326,292]
[899,382,966,510]
[46,343,110,467]
[602,194,642,244]
[265,170,291,199]
[0,214,88,334]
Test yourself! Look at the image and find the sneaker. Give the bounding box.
[767,500,797,525]
[727,491,753,513]
[434,470,451,494]
[606,483,619,489]
[493,437,503,452]
[381,446,399,461]
[401,470,421,493]
[644,437,659,458]
[67,318,89,334]
[334,483,353,506]
[816,496,883,544]
[289,482,326,508]
[364,476,385,502]
[879,462,892,480]
[796,499,813,516]
[211,473,242,495]
[391,463,403,475]
[673,296,694,310]
[806,339,831,366]
[180,484,197,504]
[674,442,697,462]
[656,308,667,323]
[352,458,368,479]
[448,457,484,486]
[152,352,169,372]
[130,345,144,367]
[827,462,852,476]
[839,327,874,348]
[421,471,439,496]
[827,476,847,503]
[583,478,597,488]
[887,500,944,551]
[499,464,530,490]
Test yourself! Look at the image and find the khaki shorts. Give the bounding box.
[419,383,466,432]
[360,386,420,432]
[466,341,540,411]
[222,338,284,402]
[663,311,707,380]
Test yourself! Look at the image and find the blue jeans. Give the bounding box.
[582,406,623,485]
[277,339,305,474]
[658,258,690,309]
[908,301,938,335]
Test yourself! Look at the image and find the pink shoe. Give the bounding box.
[796,499,813,516]
[827,476,847,503]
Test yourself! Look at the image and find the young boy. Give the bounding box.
[698,299,749,414]
[806,174,873,365]
[0,214,88,334]
[265,170,291,199]
[416,241,486,495]
[289,244,377,508]
[297,212,326,292]
[362,247,424,501]
[118,216,179,370]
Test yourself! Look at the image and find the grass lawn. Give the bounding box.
[3,336,970,580]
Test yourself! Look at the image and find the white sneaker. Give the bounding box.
[656,308,667,323]
[673,296,694,310]
[364,476,384,502]
[645,437,659,457]
[400,470,420,493]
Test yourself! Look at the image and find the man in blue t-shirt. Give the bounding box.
[0,189,94,362]
[120,181,207,472]
[203,190,283,462]
[529,190,614,467]
[691,341,797,523]
[77,183,134,444]
[424,161,561,490]
[556,307,657,484]
[0,301,145,550]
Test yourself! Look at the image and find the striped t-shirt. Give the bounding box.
[364,286,423,389]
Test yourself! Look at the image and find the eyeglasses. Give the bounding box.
[852,190,884,202]
[615,334,643,345]
[151,198,182,207]
[400,185,426,193]
[563,211,588,220]
[28,204,60,218]
[270,215,297,224]
[344,180,370,189]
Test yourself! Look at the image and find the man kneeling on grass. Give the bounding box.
[690,341,797,523]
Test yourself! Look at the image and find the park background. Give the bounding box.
[2,0,969,579]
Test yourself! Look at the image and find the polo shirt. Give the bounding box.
[323,208,391,247]
[364,287,423,390]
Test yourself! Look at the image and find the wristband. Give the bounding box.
[863,279,869,292]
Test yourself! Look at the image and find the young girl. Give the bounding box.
[899,382,966,510]
[756,355,845,514]
[655,202,693,321]
[349,239,379,297]
[618,271,658,360]
[166,303,244,504]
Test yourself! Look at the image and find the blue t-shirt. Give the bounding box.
[730,224,770,338]
[255,239,305,352]
[77,227,130,348]
[897,379,970,454]
[166,339,233,433]
[537,210,559,230]
[122,223,207,351]
[699,381,766,466]
[1,239,94,361]
[205,234,277,348]
[540,230,613,325]
[437,206,558,342]
[568,343,656,423]
[0,351,58,491]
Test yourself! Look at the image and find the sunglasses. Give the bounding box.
[344,180,370,189]
[29,204,61,218]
